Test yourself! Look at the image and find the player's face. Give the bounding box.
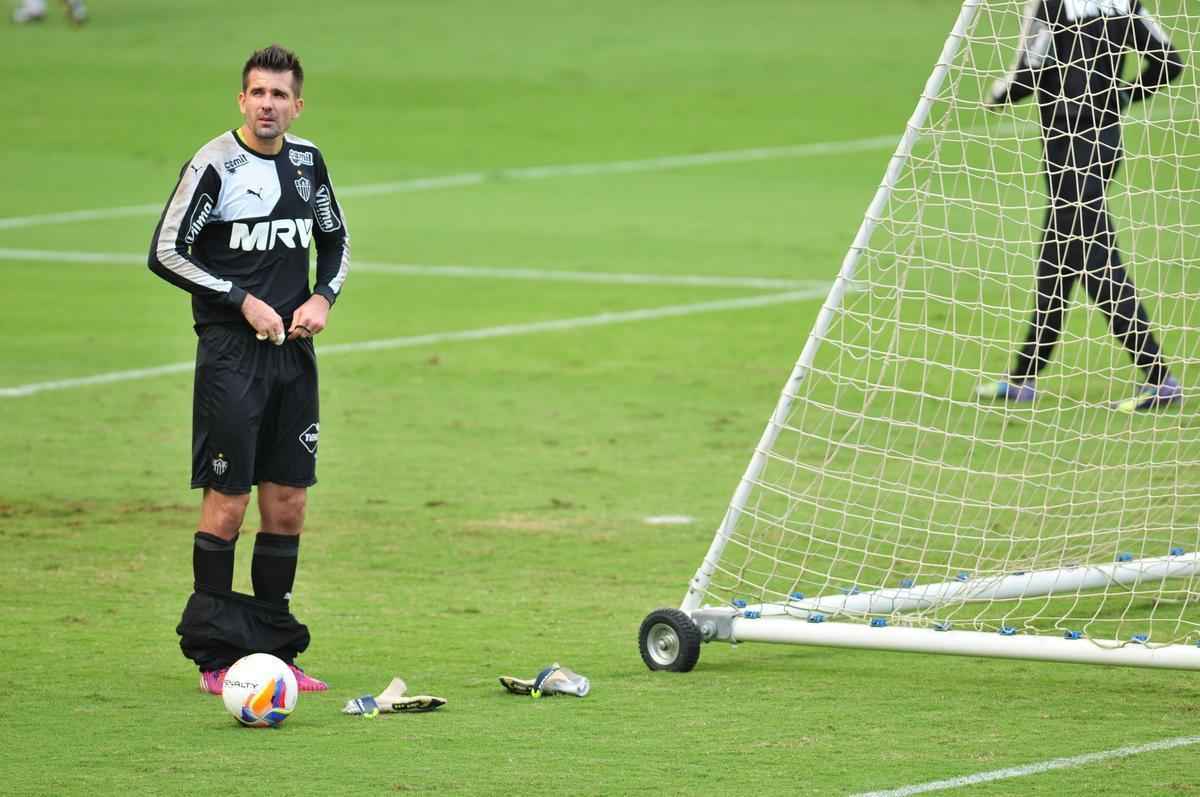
[238,69,303,142]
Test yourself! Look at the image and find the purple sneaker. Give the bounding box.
[288,664,328,692]
[199,668,227,695]
[1115,377,1182,413]
[976,379,1036,403]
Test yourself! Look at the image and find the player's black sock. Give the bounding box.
[251,532,300,605]
[193,531,237,592]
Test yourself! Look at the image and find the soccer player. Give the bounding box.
[978,0,1184,412]
[148,45,350,694]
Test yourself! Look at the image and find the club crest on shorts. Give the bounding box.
[299,423,319,454]
[212,453,229,477]
[294,176,311,203]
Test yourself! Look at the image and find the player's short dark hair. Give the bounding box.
[242,45,304,97]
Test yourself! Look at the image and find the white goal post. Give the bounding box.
[641,0,1200,672]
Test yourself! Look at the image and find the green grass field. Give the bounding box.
[3,1,1200,794]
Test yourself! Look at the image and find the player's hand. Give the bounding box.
[983,79,1007,109]
[241,293,285,346]
[288,293,331,341]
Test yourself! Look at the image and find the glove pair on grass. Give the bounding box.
[343,663,590,717]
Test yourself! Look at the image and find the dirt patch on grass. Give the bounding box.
[465,514,574,533]
[113,502,193,515]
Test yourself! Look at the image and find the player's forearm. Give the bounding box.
[149,159,246,305]
[147,244,247,307]
[311,283,338,306]
[1127,6,1185,106]
[312,257,347,306]
[312,233,349,307]
[990,67,1035,106]
[992,1,1046,107]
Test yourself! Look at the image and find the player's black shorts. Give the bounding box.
[191,323,320,495]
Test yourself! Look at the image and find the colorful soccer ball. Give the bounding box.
[221,653,298,728]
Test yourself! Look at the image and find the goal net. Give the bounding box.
[682,0,1200,661]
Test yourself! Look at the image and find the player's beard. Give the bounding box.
[255,119,283,140]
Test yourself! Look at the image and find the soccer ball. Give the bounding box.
[221,653,298,728]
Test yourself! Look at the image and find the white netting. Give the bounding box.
[700,0,1200,644]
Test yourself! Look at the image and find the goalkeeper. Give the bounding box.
[979,0,1184,411]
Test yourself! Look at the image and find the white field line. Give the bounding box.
[0,134,902,232]
[0,101,1175,233]
[0,287,828,398]
[0,247,811,290]
[352,262,811,290]
[0,203,165,230]
[850,735,1200,797]
[642,515,697,526]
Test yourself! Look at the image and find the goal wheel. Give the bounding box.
[639,608,702,672]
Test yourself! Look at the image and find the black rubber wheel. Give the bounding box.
[639,608,702,672]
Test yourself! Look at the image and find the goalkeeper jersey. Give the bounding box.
[992,0,1183,127]
[149,130,350,327]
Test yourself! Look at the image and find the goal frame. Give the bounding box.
[646,0,1200,673]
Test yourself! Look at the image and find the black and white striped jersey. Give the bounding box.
[149,130,350,328]
[991,0,1183,127]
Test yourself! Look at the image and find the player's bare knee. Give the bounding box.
[202,490,251,537]
[260,487,307,533]
[214,497,250,531]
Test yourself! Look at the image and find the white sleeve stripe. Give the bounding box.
[155,246,234,293]
[1137,6,1173,48]
[154,164,231,294]
[329,212,350,294]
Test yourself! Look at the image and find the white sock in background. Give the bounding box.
[16,0,49,14]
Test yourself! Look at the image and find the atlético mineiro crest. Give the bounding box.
[294,176,312,203]
[212,453,229,477]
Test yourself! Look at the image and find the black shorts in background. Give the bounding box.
[191,324,320,494]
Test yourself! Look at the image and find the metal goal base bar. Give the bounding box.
[711,614,1200,670]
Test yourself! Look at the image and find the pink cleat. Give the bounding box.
[199,668,227,695]
[288,664,328,692]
